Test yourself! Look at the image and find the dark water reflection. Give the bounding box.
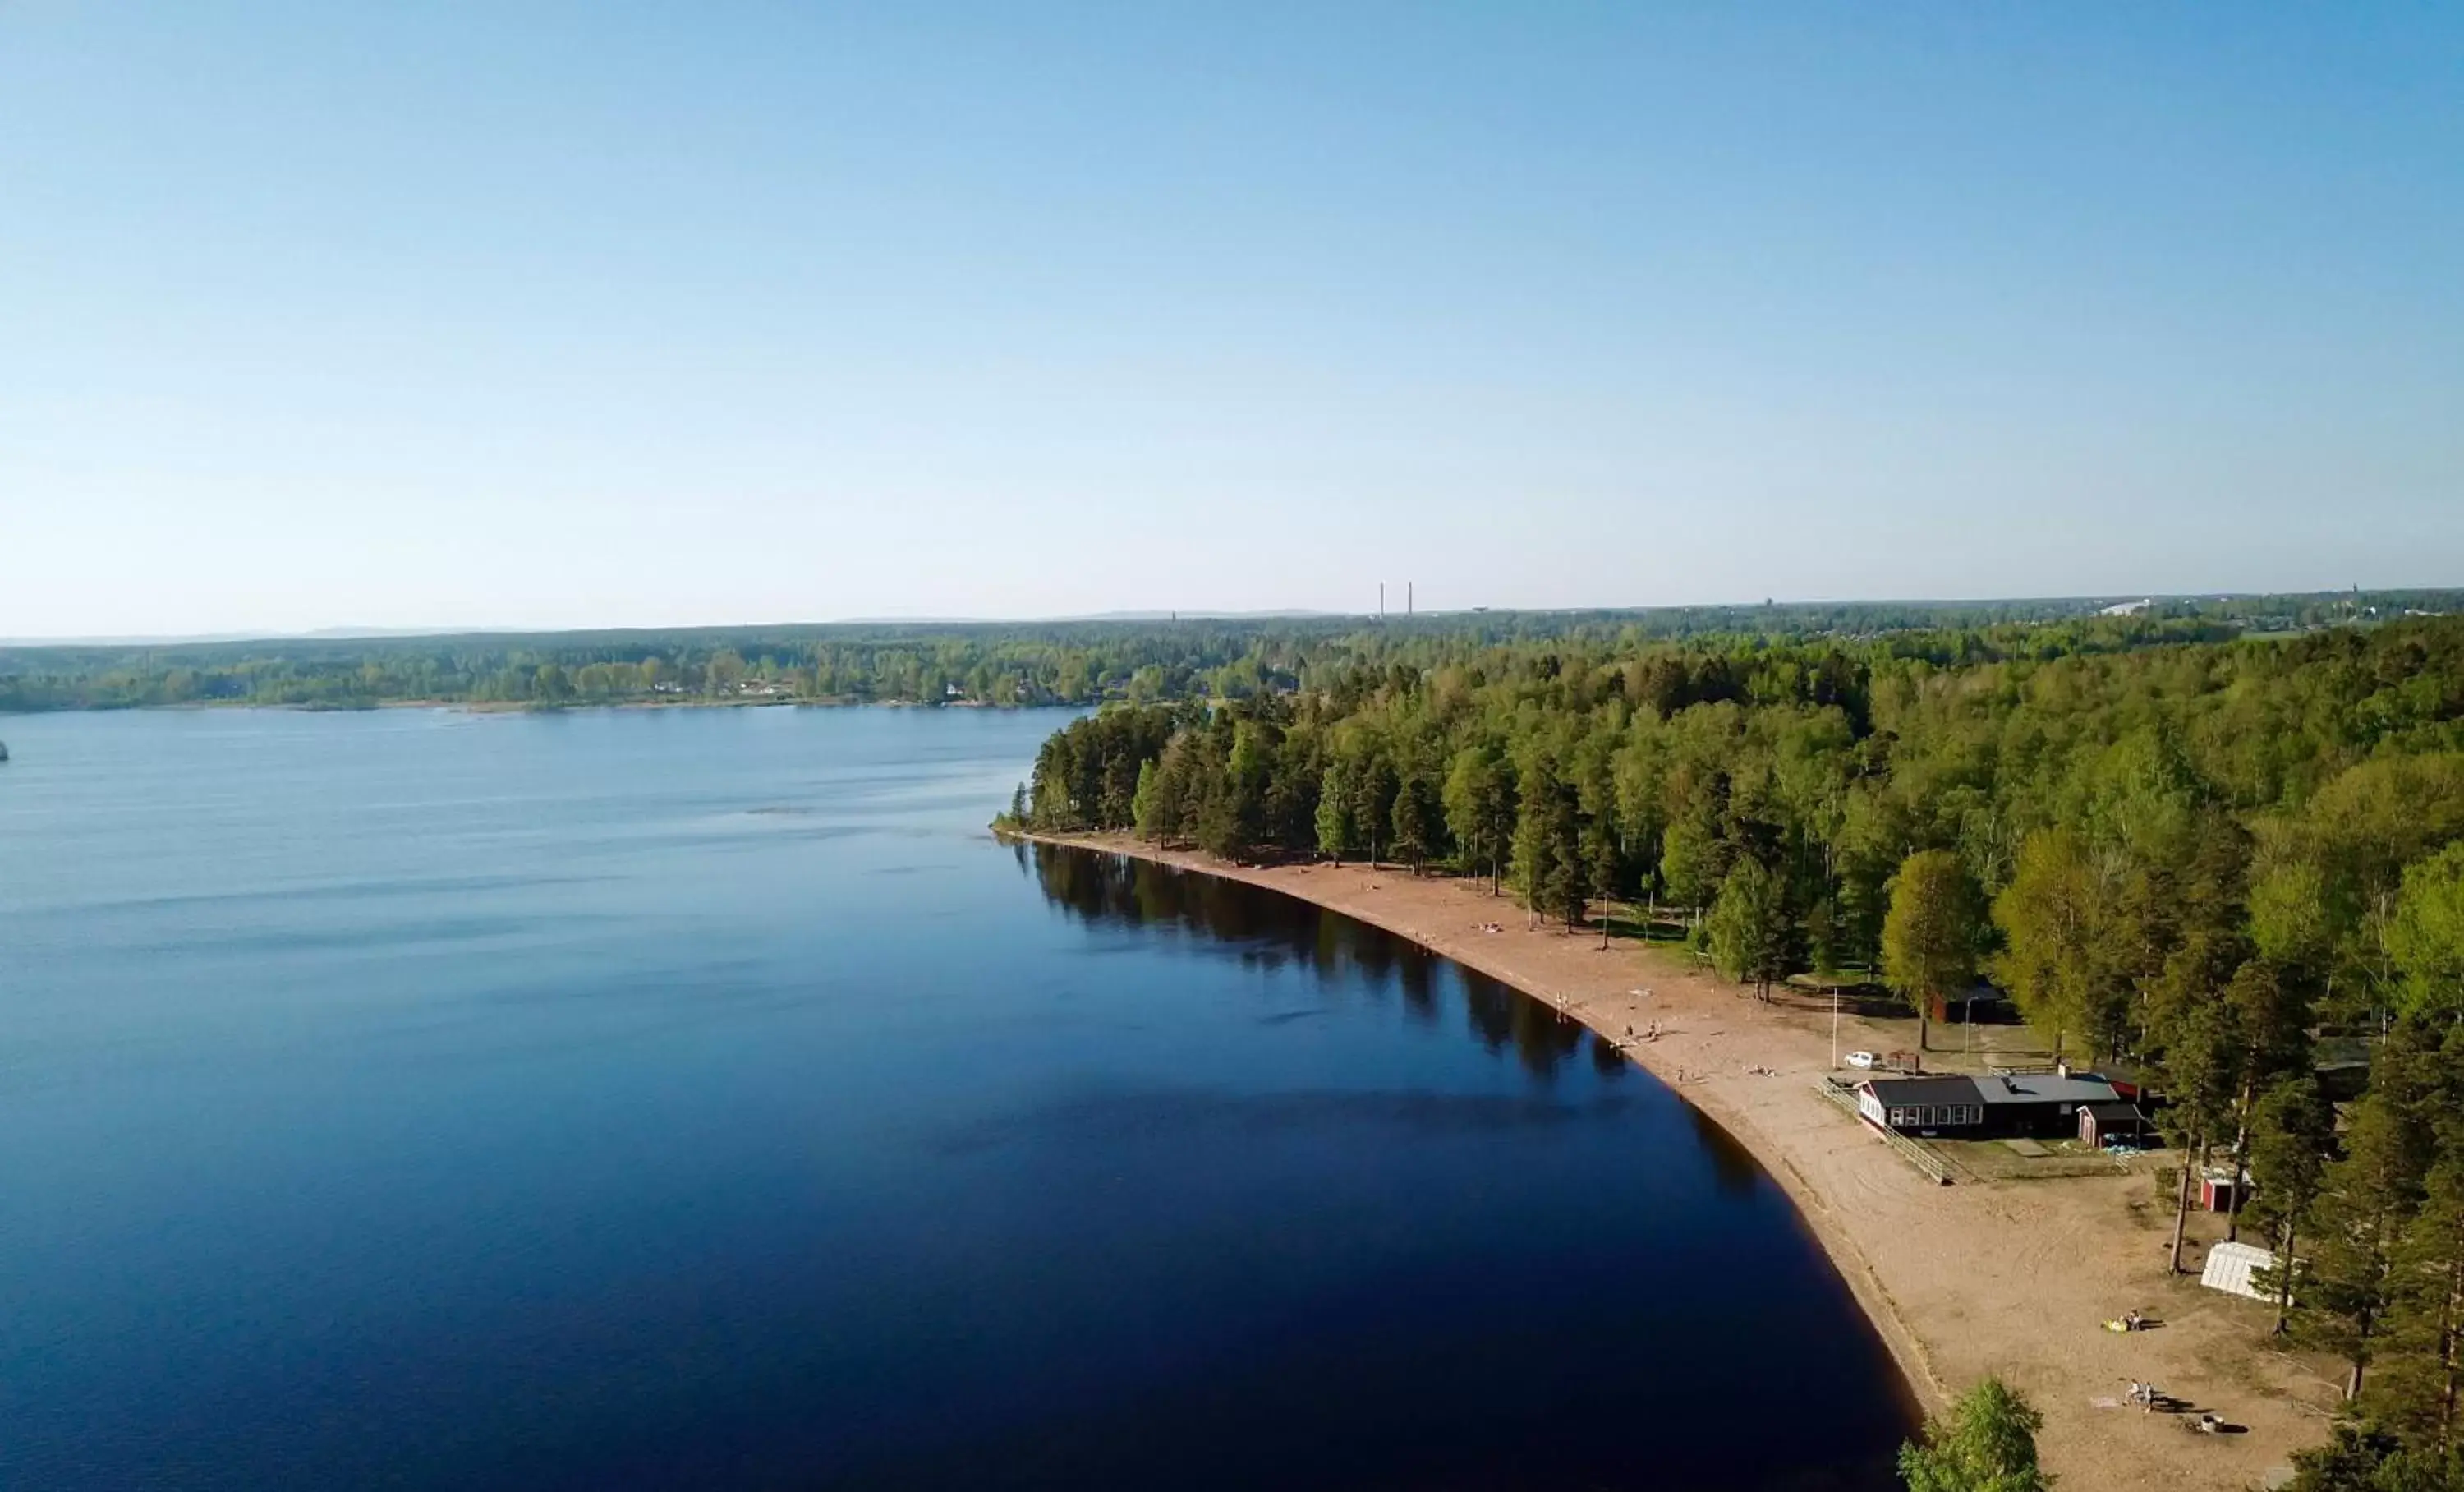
[1026,844,1605,1084]
[1011,843,1915,1490]
[0,711,1911,1492]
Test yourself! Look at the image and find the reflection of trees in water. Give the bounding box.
[1589,1031,1627,1079]
[1349,923,1397,989]
[1463,974,1515,1055]
[1689,1105,1763,1196]
[1458,969,1579,1079]
[1315,914,1350,998]
[1025,845,1611,1079]
[1029,845,1329,973]
[1395,945,1438,1023]
[1132,861,1186,931]
[1510,993,1584,1082]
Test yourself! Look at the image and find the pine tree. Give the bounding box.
[1391,769,1443,876]
[2301,1036,2434,1401]
[1512,756,1565,923]
[1548,794,1588,931]
[1588,812,1621,947]
[1480,758,1519,896]
[1143,732,1201,846]
[1221,719,1279,857]
[2374,1156,2464,1448]
[2161,994,2244,1274]
[1708,857,1792,999]
[2247,1075,2334,1337]
[2367,1029,2464,1448]
[2223,959,2315,1242]
[1355,753,1399,868]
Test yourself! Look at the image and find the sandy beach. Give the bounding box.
[1026,831,2344,1491]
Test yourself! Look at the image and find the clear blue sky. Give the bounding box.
[4,3,2458,637]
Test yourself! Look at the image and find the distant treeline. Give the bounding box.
[1018,615,2464,1480]
[1,590,2448,712]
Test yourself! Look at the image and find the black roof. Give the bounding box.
[2082,1103,2146,1122]
[1974,1072,2123,1107]
[1859,1075,1984,1107]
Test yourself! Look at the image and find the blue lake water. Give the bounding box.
[0,707,1910,1490]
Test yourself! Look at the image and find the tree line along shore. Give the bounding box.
[1009,612,2464,1492]
[0,590,2448,712]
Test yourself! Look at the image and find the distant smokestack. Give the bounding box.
[1408,582,1414,616]
[1379,583,1385,619]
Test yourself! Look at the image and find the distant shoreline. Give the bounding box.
[1007,829,2336,1492]
[0,696,1081,716]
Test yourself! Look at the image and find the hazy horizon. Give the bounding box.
[6,4,2458,637]
[4,584,2447,651]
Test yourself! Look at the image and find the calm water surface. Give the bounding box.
[0,707,1910,1490]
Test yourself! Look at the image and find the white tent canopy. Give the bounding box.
[2200,1241,2281,1301]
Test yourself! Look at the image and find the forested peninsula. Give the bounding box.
[0,590,2445,712]
[1016,610,2464,1490]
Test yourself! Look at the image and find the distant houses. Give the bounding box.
[1855,1067,2150,1141]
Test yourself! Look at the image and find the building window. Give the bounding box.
[1890,1108,1907,1126]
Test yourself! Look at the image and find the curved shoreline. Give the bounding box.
[1017,830,2334,1491]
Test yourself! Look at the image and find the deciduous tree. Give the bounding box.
[1882,849,1982,1052]
[1898,1376,2050,1492]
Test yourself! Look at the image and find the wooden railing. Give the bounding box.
[1815,1078,1953,1186]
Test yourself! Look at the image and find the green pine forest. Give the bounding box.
[1014,612,2464,1490]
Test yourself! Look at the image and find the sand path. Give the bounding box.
[1029,833,2343,1491]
